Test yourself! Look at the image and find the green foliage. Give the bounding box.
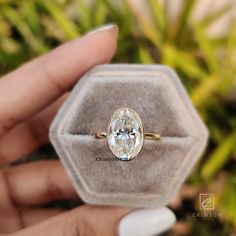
[216,177,236,225]
[0,0,235,234]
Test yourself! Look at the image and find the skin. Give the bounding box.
[0,28,134,236]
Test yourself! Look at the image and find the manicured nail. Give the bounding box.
[87,24,119,37]
[119,207,176,236]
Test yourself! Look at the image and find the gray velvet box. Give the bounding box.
[49,64,208,208]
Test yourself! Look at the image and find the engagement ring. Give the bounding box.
[95,108,161,161]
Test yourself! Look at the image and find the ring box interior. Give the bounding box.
[50,64,208,208]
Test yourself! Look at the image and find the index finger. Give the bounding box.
[0,25,118,138]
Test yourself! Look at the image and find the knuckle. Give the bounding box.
[0,115,22,137]
[64,209,97,236]
[75,216,97,236]
[38,58,66,95]
[46,171,63,200]
[27,118,48,145]
[0,152,8,165]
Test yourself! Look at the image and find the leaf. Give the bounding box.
[132,11,162,49]
[1,5,48,54]
[147,0,167,39]
[101,0,122,20]
[0,0,15,3]
[201,131,236,181]
[42,0,79,39]
[0,50,28,73]
[92,0,107,26]
[194,25,218,73]
[121,0,134,26]
[0,15,10,36]
[172,0,196,42]
[40,15,66,41]
[175,52,208,80]
[162,45,208,80]
[198,4,232,27]
[162,44,176,66]
[0,37,21,54]
[216,177,236,225]
[138,44,155,64]
[22,1,41,35]
[75,0,92,31]
[225,21,236,68]
[191,75,219,107]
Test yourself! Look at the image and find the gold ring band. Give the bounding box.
[95,132,107,139]
[95,132,161,141]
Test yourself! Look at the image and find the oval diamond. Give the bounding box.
[107,108,144,161]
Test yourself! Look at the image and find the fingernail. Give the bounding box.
[86,23,119,37]
[119,207,176,236]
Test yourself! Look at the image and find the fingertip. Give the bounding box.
[86,24,119,38]
[83,24,119,62]
[119,207,176,236]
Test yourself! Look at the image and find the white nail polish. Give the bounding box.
[87,24,118,36]
[119,207,176,236]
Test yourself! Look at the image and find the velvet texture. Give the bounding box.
[49,64,208,207]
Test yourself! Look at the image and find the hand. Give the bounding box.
[0,24,175,236]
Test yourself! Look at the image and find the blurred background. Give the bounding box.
[0,0,235,235]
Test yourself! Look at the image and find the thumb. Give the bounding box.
[12,205,133,236]
[12,205,175,236]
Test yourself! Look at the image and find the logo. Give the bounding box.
[199,193,214,210]
[192,193,221,218]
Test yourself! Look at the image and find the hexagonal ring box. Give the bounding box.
[49,64,208,208]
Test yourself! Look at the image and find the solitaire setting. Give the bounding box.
[95,108,161,161]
